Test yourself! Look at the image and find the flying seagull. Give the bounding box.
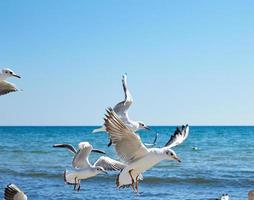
[4,184,27,200]
[104,108,189,192]
[53,142,126,191]
[144,133,159,148]
[93,74,149,134]
[0,68,21,96]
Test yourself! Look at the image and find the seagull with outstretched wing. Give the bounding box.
[53,141,126,191]
[93,74,149,134]
[104,108,189,192]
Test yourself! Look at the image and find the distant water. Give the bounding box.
[0,126,254,200]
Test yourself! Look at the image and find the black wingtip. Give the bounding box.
[107,140,113,147]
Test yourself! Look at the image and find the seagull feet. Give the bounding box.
[74,177,81,191]
[74,177,77,191]
[135,176,139,193]
[128,169,135,191]
[77,183,81,192]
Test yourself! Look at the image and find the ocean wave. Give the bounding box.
[0,168,60,178]
[1,168,254,187]
[2,149,50,154]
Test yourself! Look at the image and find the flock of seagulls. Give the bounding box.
[51,74,189,193]
[1,69,248,199]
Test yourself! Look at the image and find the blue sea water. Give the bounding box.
[0,126,253,200]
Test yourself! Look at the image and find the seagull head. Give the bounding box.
[2,68,21,78]
[163,149,181,163]
[219,194,230,200]
[95,166,107,174]
[138,121,150,130]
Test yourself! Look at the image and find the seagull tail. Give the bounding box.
[116,169,142,188]
[92,126,106,133]
[64,169,77,185]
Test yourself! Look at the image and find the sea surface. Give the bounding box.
[0,126,253,200]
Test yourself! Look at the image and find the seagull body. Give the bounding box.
[4,184,27,200]
[53,142,125,191]
[0,68,21,96]
[116,148,170,188]
[104,108,189,192]
[93,74,149,134]
[217,194,230,200]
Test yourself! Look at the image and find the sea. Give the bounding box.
[0,126,253,200]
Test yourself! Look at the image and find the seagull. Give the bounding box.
[216,194,230,200]
[53,141,126,191]
[104,108,189,192]
[4,183,27,200]
[144,133,159,148]
[0,68,21,96]
[92,74,149,134]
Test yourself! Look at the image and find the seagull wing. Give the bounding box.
[144,133,159,148]
[4,184,27,200]
[0,81,18,96]
[72,142,93,169]
[104,108,149,163]
[94,156,126,171]
[52,144,77,154]
[164,125,189,148]
[113,74,133,123]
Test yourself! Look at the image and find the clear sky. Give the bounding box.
[0,0,253,126]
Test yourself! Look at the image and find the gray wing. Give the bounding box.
[94,156,126,171]
[72,142,92,168]
[52,144,77,154]
[164,125,189,148]
[4,184,27,200]
[144,133,159,148]
[0,81,18,96]
[113,74,133,122]
[104,108,148,163]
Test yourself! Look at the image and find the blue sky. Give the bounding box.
[0,0,253,125]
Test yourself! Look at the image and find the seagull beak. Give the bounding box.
[173,156,181,163]
[13,74,21,78]
[92,149,106,154]
[144,126,150,130]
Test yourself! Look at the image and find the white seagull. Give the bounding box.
[216,194,230,200]
[53,141,126,191]
[104,108,189,192]
[0,68,21,96]
[4,184,27,200]
[93,74,149,134]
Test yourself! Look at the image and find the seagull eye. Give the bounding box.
[170,153,174,156]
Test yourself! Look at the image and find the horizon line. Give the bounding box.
[0,124,254,127]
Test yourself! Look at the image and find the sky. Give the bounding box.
[0,0,253,126]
